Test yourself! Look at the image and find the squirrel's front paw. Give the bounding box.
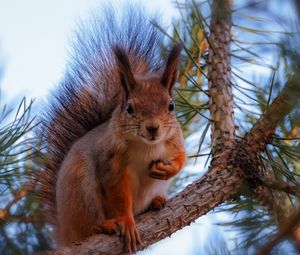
[96,217,141,253]
[149,160,179,180]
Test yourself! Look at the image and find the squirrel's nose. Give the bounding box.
[146,124,159,136]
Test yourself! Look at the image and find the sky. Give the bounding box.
[0,0,178,104]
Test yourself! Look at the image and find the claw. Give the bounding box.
[149,196,166,210]
[98,217,140,253]
[96,219,120,235]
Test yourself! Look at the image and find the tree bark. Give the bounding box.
[208,0,235,154]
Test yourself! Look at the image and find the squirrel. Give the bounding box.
[38,6,186,253]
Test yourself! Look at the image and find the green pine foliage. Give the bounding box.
[0,97,51,254]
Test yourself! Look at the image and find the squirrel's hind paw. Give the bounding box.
[149,196,166,210]
[96,217,141,253]
[94,219,120,235]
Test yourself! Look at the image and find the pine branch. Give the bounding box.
[4,184,32,212]
[245,73,300,249]
[0,180,41,223]
[262,177,300,197]
[0,213,40,224]
[208,0,236,155]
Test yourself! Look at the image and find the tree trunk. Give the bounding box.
[208,0,235,155]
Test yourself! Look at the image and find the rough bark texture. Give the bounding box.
[208,0,235,154]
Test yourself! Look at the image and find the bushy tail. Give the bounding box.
[37,5,165,225]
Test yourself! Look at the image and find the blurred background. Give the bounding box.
[0,0,300,254]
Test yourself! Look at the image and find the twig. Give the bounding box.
[5,184,32,212]
[246,74,300,152]
[262,178,300,197]
[256,205,300,255]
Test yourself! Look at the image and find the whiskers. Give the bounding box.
[115,123,140,136]
[110,116,181,141]
[161,119,181,130]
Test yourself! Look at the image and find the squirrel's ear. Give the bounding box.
[113,45,136,96]
[160,43,182,94]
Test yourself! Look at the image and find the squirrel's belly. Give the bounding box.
[128,157,171,215]
[133,179,171,215]
[127,142,172,215]
[132,175,171,215]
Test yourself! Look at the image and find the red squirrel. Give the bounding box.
[38,6,186,253]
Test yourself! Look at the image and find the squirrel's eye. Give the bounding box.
[168,101,175,112]
[126,103,134,114]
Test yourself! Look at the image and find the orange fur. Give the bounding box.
[96,161,141,253]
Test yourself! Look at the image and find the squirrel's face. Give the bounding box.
[112,43,182,145]
[116,78,178,145]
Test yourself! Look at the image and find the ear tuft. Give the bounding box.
[113,45,136,96]
[160,43,183,94]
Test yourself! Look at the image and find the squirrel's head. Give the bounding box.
[112,43,182,145]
